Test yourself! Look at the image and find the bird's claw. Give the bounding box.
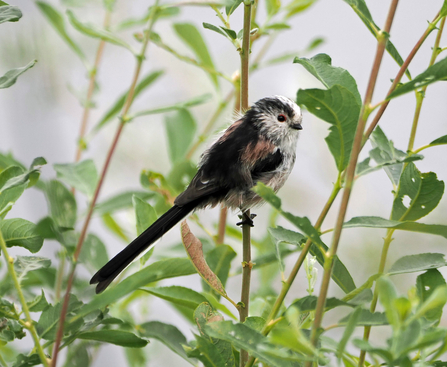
[237,213,257,227]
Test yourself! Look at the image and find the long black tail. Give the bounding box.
[90,202,196,293]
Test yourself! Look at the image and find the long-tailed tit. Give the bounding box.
[91,96,303,293]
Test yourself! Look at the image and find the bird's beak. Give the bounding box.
[291,122,303,130]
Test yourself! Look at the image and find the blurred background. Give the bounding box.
[1,0,446,365]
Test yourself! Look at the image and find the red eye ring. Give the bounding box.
[277,114,287,122]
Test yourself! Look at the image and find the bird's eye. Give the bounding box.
[277,114,287,122]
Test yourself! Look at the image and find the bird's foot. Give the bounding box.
[237,213,257,227]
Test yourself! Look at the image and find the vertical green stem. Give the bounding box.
[306,1,400,363]
[239,1,252,366]
[50,5,160,366]
[0,231,50,367]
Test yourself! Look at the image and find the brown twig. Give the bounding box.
[307,0,400,363]
[50,5,160,366]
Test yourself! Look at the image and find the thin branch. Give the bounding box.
[0,231,50,367]
[50,5,160,366]
[74,11,111,164]
[307,0,400,361]
[239,1,252,365]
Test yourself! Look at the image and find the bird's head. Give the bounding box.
[246,96,303,146]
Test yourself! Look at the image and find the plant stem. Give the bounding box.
[50,6,160,366]
[239,1,252,365]
[307,1,400,362]
[358,16,446,367]
[74,11,111,164]
[0,231,50,367]
[407,16,446,152]
[362,10,442,145]
[245,174,342,367]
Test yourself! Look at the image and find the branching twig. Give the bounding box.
[307,1,401,363]
[0,231,50,367]
[358,15,446,367]
[50,5,160,366]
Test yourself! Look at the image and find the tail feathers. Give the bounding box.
[90,203,195,293]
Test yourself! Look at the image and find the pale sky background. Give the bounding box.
[1,0,447,365]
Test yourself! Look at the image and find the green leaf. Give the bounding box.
[27,290,49,312]
[0,4,22,23]
[141,285,208,309]
[12,354,42,367]
[203,22,230,38]
[416,269,446,321]
[391,163,444,221]
[186,334,230,367]
[265,23,291,30]
[53,159,98,198]
[37,294,83,340]
[36,2,88,68]
[369,126,417,186]
[285,0,317,18]
[192,303,237,367]
[290,296,353,312]
[132,93,212,119]
[376,277,399,328]
[253,183,356,293]
[343,216,447,239]
[0,59,36,89]
[139,321,190,362]
[95,190,155,215]
[44,180,77,229]
[265,0,281,16]
[74,258,196,319]
[165,108,197,164]
[0,157,46,192]
[337,307,362,358]
[78,234,109,273]
[77,330,148,348]
[429,134,447,147]
[205,321,309,366]
[268,226,306,245]
[388,56,447,100]
[225,0,243,16]
[388,253,447,275]
[14,256,51,284]
[67,10,135,54]
[342,0,410,78]
[132,195,157,236]
[338,309,388,326]
[173,23,218,88]
[297,85,361,171]
[102,213,129,242]
[0,167,26,218]
[411,286,447,322]
[202,245,236,299]
[94,70,164,131]
[0,219,44,253]
[294,54,361,104]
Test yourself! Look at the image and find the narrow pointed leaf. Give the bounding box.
[94,70,164,130]
[67,10,135,53]
[133,196,157,236]
[77,330,148,348]
[140,285,208,309]
[388,253,447,275]
[0,4,21,23]
[36,2,88,67]
[0,60,36,89]
[54,159,98,198]
[165,108,197,164]
[73,258,196,319]
[173,23,218,87]
[388,57,447,99]
[95,191,155,215]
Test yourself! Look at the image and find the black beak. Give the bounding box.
[291,123,303,130]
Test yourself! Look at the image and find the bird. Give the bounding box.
[90,95,303,293]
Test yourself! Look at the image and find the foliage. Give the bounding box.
[1,0,447,367]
